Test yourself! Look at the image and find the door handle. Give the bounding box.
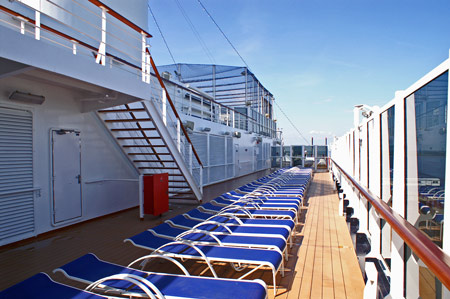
[76,175,81,184]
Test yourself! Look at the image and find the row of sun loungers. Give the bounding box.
[0,167,313,298]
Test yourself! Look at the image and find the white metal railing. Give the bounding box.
[1,0,151,82]
[330,56,450,298]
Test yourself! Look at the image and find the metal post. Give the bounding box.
[189,144,193,174]
[212,65,216,99]
[189,94,192,116]
[145,52,151,84]
[141,33,146,82]
[72,41,77,55]
[200,166,203,193]
[35,10,40,40]
[20,19,25,34]
[139,174,144,219]
[162,89,167,125]
[244,68,248,104]
[96,8,106,65]
[201,97,204,119]
[177,119,181,152]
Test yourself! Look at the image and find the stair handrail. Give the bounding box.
[148,52,203,167]
[0,3,204,168]
[330,158,450,290]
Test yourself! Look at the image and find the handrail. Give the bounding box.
[149,52,203,167]
[1,4,270,135]
[159,76,257,122]
[330,158,450,290]
[1,4,204,167]
[0,5,138,71]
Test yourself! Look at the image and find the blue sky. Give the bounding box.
[147,0,450,145]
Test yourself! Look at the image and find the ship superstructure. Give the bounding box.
[0,0,278,247]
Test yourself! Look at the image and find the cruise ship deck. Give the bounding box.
[0,171,364,298]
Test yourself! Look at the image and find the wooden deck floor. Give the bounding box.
[0,171,365,298]
[275,171,365,298]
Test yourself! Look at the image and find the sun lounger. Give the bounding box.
[212,197,299,211]
[198,202,298,222]
[54,253,268,299]
[168,213,295,232]
[0,272,105,298]
[141,224,287,258]
[124,234,284,295]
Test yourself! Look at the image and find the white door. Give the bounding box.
[51,129,82,224]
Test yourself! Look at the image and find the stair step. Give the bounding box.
[168,174,184,177]
[168,186,190,189]
[98,108,146,113]
[172,191,194,194]
[139,167,179,170]
[128,153,172,156]
[111,128,157,132]
[123,145,167,148]
[133,160,175,163]
[169,180,187,183]
[117,136,161,140]
[105,118,152,123]
[169,197,197,200]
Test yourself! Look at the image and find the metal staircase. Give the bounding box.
[97,99,202,202]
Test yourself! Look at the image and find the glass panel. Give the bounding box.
[293,157,303,166]
[292,146,303,156]
[282,146,291,167]
[271,146,281,157]
[316,145,328,157]
[283,146,291,156]
[406,71,447,246]
[304,145,314,167]
[380,105,395,264]
[405,71,448,299]
[292,146,303,167]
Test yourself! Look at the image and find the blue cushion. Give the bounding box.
[0,272,104,298]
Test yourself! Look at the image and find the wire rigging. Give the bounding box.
[147,3,177,65]
[196,0,249,70]
[149,0,310,145]
[196,0,309,145]
[173,0,216,64]
[274,101,311,145]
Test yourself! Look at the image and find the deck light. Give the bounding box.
[9,90,45,105]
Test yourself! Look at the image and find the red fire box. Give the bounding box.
[143,173,169,216]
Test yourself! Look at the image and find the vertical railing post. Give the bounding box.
[162,89,167,125]
[20,19,25,34]
[141,33,146,82]
[199,166,203,193]
[141,34,150,83]
[189,144,193,174]
[201,97,204,119]
[189,94,192,115]
[96,7,106,65]
[139,174,144,219]
[72,41,78,55]
[177,119,181,152]
[35,10,40,40]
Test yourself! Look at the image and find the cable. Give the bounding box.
[174,0,216,64]
[196,0,249,70]
[274,101,311,145]
[195,0,310,144]
[148,3,177,65]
